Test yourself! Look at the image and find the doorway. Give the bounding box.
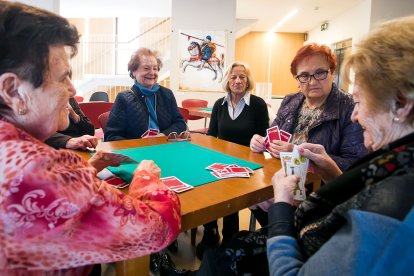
[332,39,352,93]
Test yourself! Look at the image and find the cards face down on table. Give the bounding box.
[206,163,254,179]
[161,176,193,193]
[95,152,139,189]
[264,126,292,151]
[141,128,159,138]
[280,146,309,201]
[97,168,129,189]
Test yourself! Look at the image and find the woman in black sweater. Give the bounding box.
[196,61,269,259]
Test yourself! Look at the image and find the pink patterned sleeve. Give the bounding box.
[0,127,181,272]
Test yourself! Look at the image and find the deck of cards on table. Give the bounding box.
[141,128,159,138]
[161,176,194,193]
[264,125,292,151]
[206,163,253,179]
[279,145,309,200]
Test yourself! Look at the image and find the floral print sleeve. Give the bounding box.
[0,119,181,274]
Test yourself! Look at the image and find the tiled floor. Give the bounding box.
[101,208,259,275]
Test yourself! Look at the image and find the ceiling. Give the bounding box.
[236,0,365,33]
[59,0,365,33]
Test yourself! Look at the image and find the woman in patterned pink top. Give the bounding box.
[0,1,181,275]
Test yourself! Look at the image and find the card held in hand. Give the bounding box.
[280,145,309,201]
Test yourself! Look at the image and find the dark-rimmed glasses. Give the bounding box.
[167,131,191,142]
[296,70,329,83]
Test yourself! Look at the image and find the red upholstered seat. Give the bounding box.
[98,111,111,132]
[182,99,208,121]
[78,102,113,129]
[181,99,209,134]
[178,107,189,123]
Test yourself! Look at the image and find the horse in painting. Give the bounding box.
[180,41,224,82]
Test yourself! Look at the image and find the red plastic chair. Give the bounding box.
[182,99,208,123]
[182,99,209,134]
[78,102,113,129]
[74,95,84,102]
[98,111,111,132]
[178,107,189,124]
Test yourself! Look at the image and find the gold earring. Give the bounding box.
[18,107,26,115]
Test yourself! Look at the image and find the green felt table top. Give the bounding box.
[107,142,262,187]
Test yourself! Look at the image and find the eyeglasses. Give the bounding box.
[167,131,191,142]
[296,70,329,83]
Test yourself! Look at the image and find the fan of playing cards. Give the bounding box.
[265,125,292,152]
[206,163,254,179]
[279,145,309,200]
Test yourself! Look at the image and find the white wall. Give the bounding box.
[12,0,59,13]
[370,0,414,28]
[306,0,371,47]
[307,0,414,47]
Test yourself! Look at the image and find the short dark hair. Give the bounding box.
[0,1,80,88]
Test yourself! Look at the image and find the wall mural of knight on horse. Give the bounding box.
[179,30,225,92]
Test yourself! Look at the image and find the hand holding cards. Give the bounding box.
[280,145,309,200]
[264,125,292,151]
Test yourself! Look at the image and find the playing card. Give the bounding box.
[96,152,138,164]
[211,171,250,179]
[161,176,193,193]
[279,130,292,143]
[148,128,159,136]
[141,129,150,138]
[206,163,230,171]
[207,163,253,179]
[105,152,138,164]
[141,128,159,138]
[279,152,293,176]
[106,176,129,188]
[227,165,253,173]
[266,126,281,143]
[97,168,129,189]
[226,166,252,174]
[172,185,194,193]
[289,145,309,200]
[264,136,270,150]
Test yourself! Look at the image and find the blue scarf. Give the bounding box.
[134,81,160,130]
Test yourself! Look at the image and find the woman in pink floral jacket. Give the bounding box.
[0,1,180,275]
